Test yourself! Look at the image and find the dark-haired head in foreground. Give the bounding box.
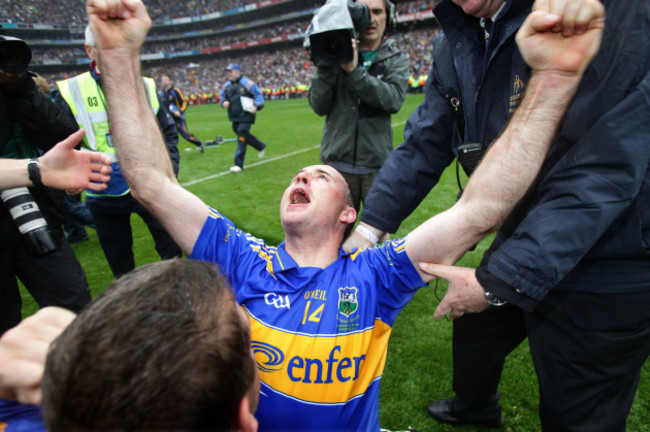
[42,258,259,432]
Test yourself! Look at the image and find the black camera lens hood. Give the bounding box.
[0,36,32,74]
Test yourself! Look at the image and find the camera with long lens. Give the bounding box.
[0,28,32,74]
[304,0,371,67]
[1,187,60,255]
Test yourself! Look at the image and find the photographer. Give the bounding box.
[308,0,409,212]
[0,33,92,334]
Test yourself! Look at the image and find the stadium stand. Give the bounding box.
[1,0,437,102]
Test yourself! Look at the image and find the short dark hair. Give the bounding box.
[42,259,256,432]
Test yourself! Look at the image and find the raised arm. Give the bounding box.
[0,129,111,191]
[86,0,209,254]
[404,0,605,276]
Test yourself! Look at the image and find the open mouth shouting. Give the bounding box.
[290,188,310,205]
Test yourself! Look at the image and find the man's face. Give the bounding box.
[280,165,354,235]
[228,69,242,81]
[451,0,505,18]
[358,0,387,48]
[160,74,172,89]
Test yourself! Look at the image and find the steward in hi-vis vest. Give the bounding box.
[57,70,171,197]
[56,55,182,278]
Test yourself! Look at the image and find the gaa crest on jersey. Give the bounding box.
[338,287,358,318]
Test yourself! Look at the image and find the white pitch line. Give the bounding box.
[180,120,408,188]
[181,145,319,187]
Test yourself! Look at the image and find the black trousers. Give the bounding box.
[452,303,527,408]
[450,294,650,431]
[87,194,182,278]
[337,171,378,214]
[232,121,265,168]
[0,227,91,334]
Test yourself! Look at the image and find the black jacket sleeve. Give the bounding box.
[360,66,456,233]
[476,0,650,309]
[5,74,77,150]
[156,97,181,175]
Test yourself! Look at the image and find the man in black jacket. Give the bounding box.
[0,35,92,334]
[220,63,267,173]
[345,0,650,430]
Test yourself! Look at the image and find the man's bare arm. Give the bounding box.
[0,130,111,191]
[405,0,605,280]
[86,0,209,254]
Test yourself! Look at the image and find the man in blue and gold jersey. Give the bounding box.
[84,0,603,429]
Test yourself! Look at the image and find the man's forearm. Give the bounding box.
[459,70,583,234]
[308,66,338,115]
[0,159,32,189]
[100,50,176,204]
[406,70,588,268]
[342,222,385,251]
[343,58,409,113]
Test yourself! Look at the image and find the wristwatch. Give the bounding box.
[484,291,508,307]
[27,158,42,187]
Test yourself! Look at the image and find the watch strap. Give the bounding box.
[484,291,508,307]
[27,158,42,187]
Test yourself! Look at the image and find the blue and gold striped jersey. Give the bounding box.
[191,209,426,431]
[0,399,46,432]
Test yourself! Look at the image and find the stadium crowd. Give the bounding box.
[32,25,437,104]
[2,0,432,26]
[2,0,252,25]
[13,0,437,102]
[29,20,308,62]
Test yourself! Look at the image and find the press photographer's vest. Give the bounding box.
[57,72,159,197]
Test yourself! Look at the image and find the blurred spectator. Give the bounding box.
[220,63,267,172]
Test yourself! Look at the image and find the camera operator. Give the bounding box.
[308,0,409,214]
[0,33,92,334]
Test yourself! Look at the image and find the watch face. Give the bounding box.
[28,159,42,186]
[486,293,507,307]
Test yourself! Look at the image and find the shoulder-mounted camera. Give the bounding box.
[303,0,372,67]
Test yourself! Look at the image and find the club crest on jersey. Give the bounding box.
[338,287,358,318]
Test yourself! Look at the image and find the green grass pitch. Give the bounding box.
[21,94,648,431]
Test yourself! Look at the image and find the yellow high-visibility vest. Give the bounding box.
[57,71,159,196]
